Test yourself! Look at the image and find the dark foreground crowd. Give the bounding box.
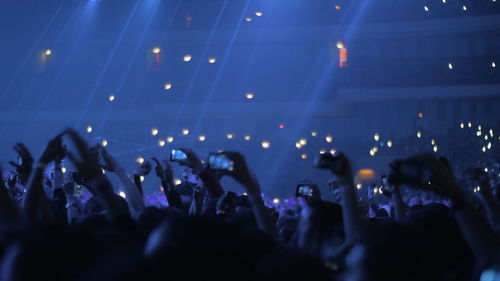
[0,129,499,281]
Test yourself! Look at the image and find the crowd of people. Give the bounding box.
[0,128,499,281]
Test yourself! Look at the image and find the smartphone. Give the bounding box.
[296,185,314,198]
[207,153,234,172]
[170,149,187,162]
[389,160,432,186]
[314,152,341,172]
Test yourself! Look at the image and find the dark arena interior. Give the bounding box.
[0,0,499,280]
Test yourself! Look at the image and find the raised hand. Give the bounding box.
[465,168,493,198]
[178,148,204,174]
[99,146,123,172]
[39,134,65,164]
[219,152,253,184]
[151,157,173,183]
[64,129,105,183]
[135,161,151,176]
[390,154,464,203]
[9,143,34,184]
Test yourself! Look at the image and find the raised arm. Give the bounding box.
[100,147,145,216]
[223,152,276,238]
[322,153,364,243]
[466,168,500,233]
[8,143,34,186]
[65,129,130,219]
[22,135,64,224]
[0,167,21,222]
[395,154,500,269]
[151,157,182,209]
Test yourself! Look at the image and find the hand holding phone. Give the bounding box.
[170,148,204,173]
[207,152,254,187]
[170,149,187,162]
[207,153,234,172]
[315,151,353,185]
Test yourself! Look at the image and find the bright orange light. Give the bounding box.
[356,169,376,181]
[339,48,348,68]
[279,124,285,129]
[418,112,424,118]
[335,5,341,10]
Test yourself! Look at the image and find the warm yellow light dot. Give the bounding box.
[448,63,453,69]
[86,126,93,133]
[487,142,492,149]
[369,149,375,156]
[299,138,307,146]
[433,146,438,152]
[295,142,302,149]
[151,128,159,136]
[478,125,482,130]
[468,122,472,128]
[136,156,145,164]
[336,41,344,49]
[182,129,189,135]
[164,83,172,90]
[208,57,216,64]
[261,141,270,149]
[108,95,115,102]
[45,49,52,56]
[356,183,362,190]
[198,135,206,142]
[227,133,234,139]
[244,17,252,22]
[152,47,161,54]
[372,147,378,153]
[417,131,422,138]
[431,139,436,145]
[61,166,67,173]
[374,133,380,141]
[166,136,174,143]
[462,5,467,10]
[424,5,429,11]
[460,122,464,129]
[255,11,263,16]
[301,153,308,160]
[320,149,326,154]
[387,140,393,148]
[183,54,192,62]
[101,139,108,147]
[418,112,424,118]
[311,131,318,137]
[477,131,482,136]
[326,135,333,143]
[492,62,496,68]
[140,176,145,182]
[272,198,280,204]
[246,92,254,99]
[244,135,251,141]
[482,146,486,152]
[158,140,166,147]
[489,129,494,137]
[119,191,127,198]
[330,149,336,155]
[485,135,489,140]
[174,179,181,185]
